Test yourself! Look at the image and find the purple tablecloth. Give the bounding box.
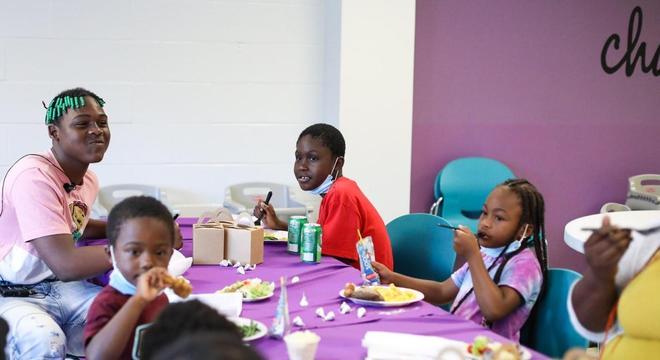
[174,219,547,359]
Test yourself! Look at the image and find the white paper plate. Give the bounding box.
[339,286,424,307]
[178,292,243,318]
[230,317,268,342]
[264,230,288,242]
[243,292,274,302]
[219,279,275,302]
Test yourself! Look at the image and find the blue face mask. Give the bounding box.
[480,224,529,258]
[108,246,137,295]
[308,156,343,196]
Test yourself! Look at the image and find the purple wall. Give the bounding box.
[411,1,660,272]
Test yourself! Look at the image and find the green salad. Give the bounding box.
[219,278,275,300]
[242,282,274,299]
[240,321,260,338]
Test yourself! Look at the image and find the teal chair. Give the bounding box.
[386,214,456,283]
[520,268,589,358]
[430,157,514,232]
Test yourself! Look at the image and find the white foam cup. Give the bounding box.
[284,331,321,360]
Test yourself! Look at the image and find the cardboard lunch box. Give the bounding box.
[192,210,264,265]
[222,222,264,265]
[192,221,226,265]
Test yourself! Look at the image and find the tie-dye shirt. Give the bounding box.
[450,247,542,341]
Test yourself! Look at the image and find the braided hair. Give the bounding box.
[500,178,547,274]
[451,178,548,322]
[44,87,105,125]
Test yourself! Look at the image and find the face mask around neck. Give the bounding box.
[308,156,343,196]
[108,246,137,295]
[480,224,529,258]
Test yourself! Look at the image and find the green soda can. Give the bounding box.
[300,223,322,263]
[287,216,308,254]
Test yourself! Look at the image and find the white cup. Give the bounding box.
[284,331,321,360]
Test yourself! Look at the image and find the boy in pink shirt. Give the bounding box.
[0,88,112,358]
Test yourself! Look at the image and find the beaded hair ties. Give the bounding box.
[44,95,105,125]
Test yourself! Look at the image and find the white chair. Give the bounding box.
[600,202,632,213]
[223,182,310,224]
[166,204,223,218]
[98,184,164,214]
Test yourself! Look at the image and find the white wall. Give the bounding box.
[0,0,416,220]
[336,0,416,223]
[0,0,325,214]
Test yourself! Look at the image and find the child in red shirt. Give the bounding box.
[255,123,393,270]
[84,196,181,360]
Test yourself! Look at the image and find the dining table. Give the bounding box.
[170,218,547,359]
[563,210,660,253]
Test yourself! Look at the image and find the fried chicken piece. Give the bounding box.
[343,283,356,297]
[164,275,192,298]
[343,282,383,301]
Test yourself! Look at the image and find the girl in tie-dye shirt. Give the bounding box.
[373,179,547,341]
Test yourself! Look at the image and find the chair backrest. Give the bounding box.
[600,202,631,213]
[520,268,589,358]
[224,182,303,209]
[98,184,162,212]
[386,214,456,283]
[222,183,308,224]
[434,157,514,232]
[229,183,285,208]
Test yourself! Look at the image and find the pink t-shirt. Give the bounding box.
[0,151,99,284]
[450,247,542,341]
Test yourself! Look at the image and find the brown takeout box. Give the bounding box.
[222,222,264,265]
[192,208,264,265]
[192,220,225,265]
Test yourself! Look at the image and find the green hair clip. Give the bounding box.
[44,95,105,125]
